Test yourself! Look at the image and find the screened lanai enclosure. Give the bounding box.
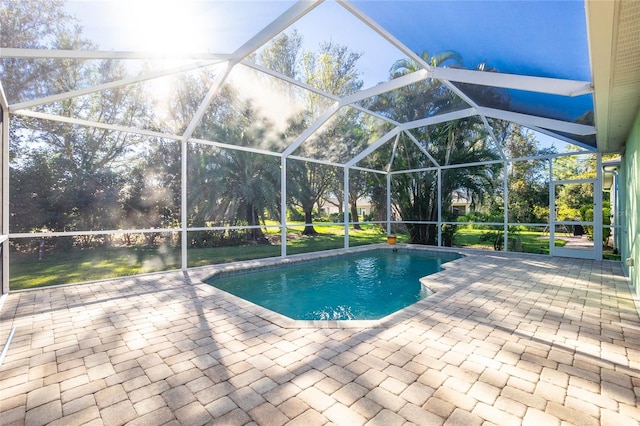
[0,0,619,292]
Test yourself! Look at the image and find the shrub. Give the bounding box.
[287,207,305,221]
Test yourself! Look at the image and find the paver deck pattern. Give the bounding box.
[1,247,639,425]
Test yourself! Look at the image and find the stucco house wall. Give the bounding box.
[621,108,640,297]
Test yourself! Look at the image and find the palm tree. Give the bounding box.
[390,51,462,78]
[366,52,505,245]
[215,148,280,243]
[189,90,281,244]
[387,121,500,245]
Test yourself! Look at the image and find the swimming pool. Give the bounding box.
[206,248,461,321]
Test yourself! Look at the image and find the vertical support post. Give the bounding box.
[281,156,287,257]
[2,108,9,294]
[549,159,555,256]
[437,168,442,247]
[386,173,392,236]
[594,153,603,260]
[343,167,350,249]
[178,62,231,272]
[181,139,188,271]
[503,161,509,252]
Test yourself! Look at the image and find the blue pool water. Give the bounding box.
[207,249,461,321]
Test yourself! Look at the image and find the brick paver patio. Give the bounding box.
[1,247,639,425]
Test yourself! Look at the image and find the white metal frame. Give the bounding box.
[1,100,8,295]
[548,153,602,260]
[0,0,605,293]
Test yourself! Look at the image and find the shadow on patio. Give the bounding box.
[1,251,639,425]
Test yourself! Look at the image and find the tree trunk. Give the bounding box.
[302,208,317,235]
[246,204,268,244]
[408,223,437,245]
[334,194,344,214]
[350,199,361,230]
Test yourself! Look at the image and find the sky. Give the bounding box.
[63,0,590,152]
[65,0,401,88]
[65,0,592,87]
[357,0,591,81]
[65,1,295,54]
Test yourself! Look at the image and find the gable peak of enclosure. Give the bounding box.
[0,0,600,166]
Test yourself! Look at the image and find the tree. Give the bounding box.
[256,30,302,79]
[391,122,501,245]
[366,53,504,244]
[501,123,556,223]
[120,138,181,245]
[302,41,363,100]
[4,1,140,240]
[0,0,75,104]
[390,51,462,78]
[9,151,69,233]
[288,160,335,235]
[375,51,463,123]
[213,123,281,243]
[288,42,364,235]
[553,147,596,223]
[317,110,385,230]
[189,84,281,243]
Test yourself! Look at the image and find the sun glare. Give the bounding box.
[113,0,210,54]
[230,66,305,148]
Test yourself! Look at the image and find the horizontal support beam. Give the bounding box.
[527,125,596,151]
[240,61,402,129]
[13,109,182,141]
[389,157,505,175]
[480,107,596,136]
[188,138,281,158]
[241,61,340,102]
[400,108,478,131]
[10,60,224,111]
[10,227,180,239]
[288,154,344,168]
[345,127,401,167]
[349,104,402,128]
[341,69,429,105]
[431,67,593,97]
[349,165,387,175]
[552,178,597,185]
[0,47,232,61]
[282,102,341,157]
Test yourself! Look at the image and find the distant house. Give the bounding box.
[321,197,373,219]
[451,191,473,217]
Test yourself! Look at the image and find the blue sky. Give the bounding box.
[66,1,591,84]
[64,0,590,150]
[355,0,591,81]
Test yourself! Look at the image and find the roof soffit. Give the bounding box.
[587,0,640,154]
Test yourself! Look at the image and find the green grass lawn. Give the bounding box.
[12,224,608,291]
[10,246,182,290]
[10,224,402,290]
[453,227,621,260]
[452,227,565,254]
